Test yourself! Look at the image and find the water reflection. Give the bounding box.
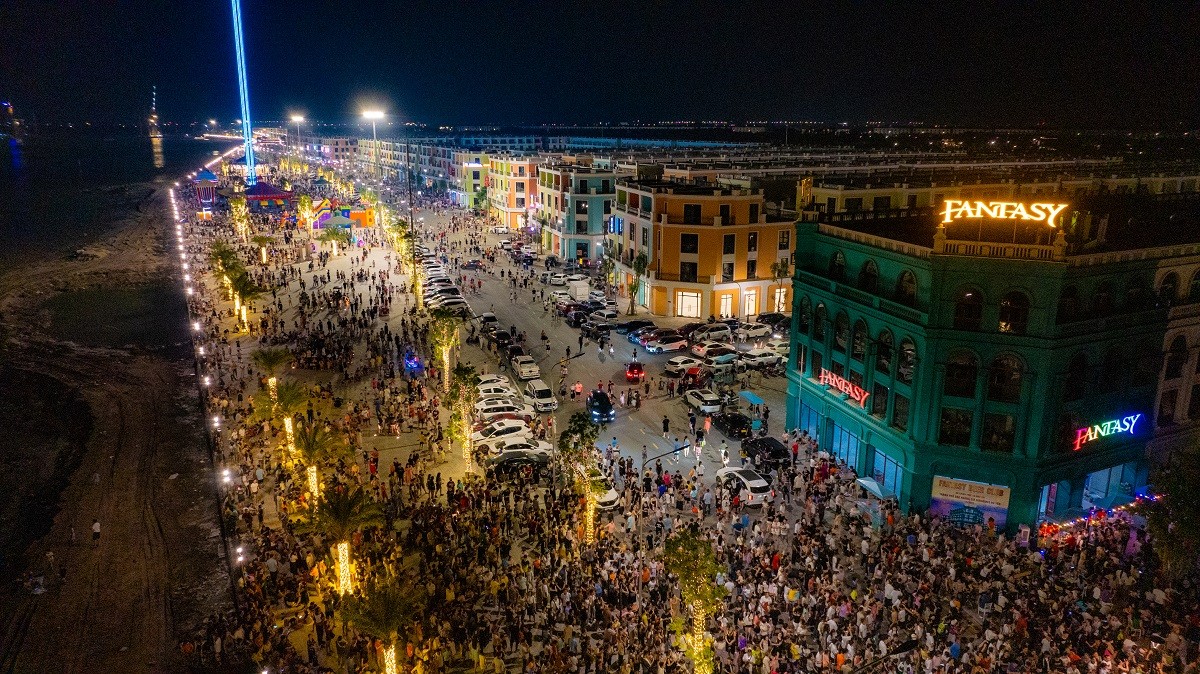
[151,136,164,169]
[7,137,22,171]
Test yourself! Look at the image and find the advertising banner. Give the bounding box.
[929,475,1011,529]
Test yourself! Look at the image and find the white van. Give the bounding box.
[523,379,559,412]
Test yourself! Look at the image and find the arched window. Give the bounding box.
[851,320,868,361]
[1063,353,1089,401]
[895,270,918,306]
[1125,279,1150,310]
[858,260,879,293]
[987,355,1023,403]
[829,251,846,281]
[833,312,850,352]
[1190,271,1200,303]
[813,304,827,342]
[798,296,811,335]
[1097,347,1122,393]
[943,350,979,398]
[954,288,984,330]
[1093,282,1115,317]
[1056,286,1079,324]
[998,291,1031,335]
[898,339,917,385]
[1165,335,1189,379]
[1159,272,1179,306]
[875,330,894,375]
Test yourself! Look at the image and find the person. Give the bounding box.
[91,520,100,548]
[662,415,670,439]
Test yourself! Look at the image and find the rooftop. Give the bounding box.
[617,178,761,197]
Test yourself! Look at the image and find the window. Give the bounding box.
[472,170,480,180]
[516,182,525,193]
[773,287,787,313]
[891,394,910,432]
[642,228,649,248]
[1093,282,1115,317]
[795,344,807,375]
[944,351,979,398]
[679,262,698,283]
[676,291,701,318]
[813,304,827,342]
[723,234,735,255]
[577,179,587,192]
[750,204,759,223]
[829,252,846,281]
[1159,389,1178,426]
[1132,350,1158,387]
[516,197,525,208]
[1098,348,1122,393]
[719,294,733,318]
[895,270,918,307]
[719,204,731,224]
[871,383,888,418]
[680,233,699,254]
[844,197,863,212]
[683,204,702,224]
[1064,353,1088,401]
[1159,272,1179,305]
[872,195,892,211]
[939,408,974,447]
[1057,286,1079,324]
[954,288,983,330]
[575,200,588,214]
[721,262,734,283]
[981,414,1015,452]
[998,292,1030,335]
[811,351,823,378]
[603,200,611,214]
[851,320,868,361]
[859,260,879,293]
[778,229,791,250]
[746,259,757,279]
[833,312,849,352]
[798,297,811,335]
[829,424,860,469]
[1165,335,1189,379]
[898,339,916,385]
[748,232,759,253]
[987,355,1023,403]
[875,331,893,374]
[873,451,902,498]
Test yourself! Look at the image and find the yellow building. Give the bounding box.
[487,155,540,231]
[610,180,794,318]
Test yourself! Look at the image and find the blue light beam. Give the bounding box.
[231,0,256,186]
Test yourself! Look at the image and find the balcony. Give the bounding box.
[655,270,713,284]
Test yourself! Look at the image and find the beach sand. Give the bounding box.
[0,186,229,672]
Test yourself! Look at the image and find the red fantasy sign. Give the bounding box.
[818,368,870,408]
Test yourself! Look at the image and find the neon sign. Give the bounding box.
[818,368,870,408]
[941,200,1069,227]
[1073,414,1141,451]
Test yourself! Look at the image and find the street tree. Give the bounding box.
[294,420,349,502]
[343,576,429,674]
[663,527,727,674]
[427,308,461,389]
[297,487,385,595]
[317,223,351,256]
[627,251,649,316]
[446,362,480,467]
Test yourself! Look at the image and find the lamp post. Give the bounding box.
[362,110,384,178]
[290,115,305,155]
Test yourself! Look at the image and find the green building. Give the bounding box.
[785,193,1200,530]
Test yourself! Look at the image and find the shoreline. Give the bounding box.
[0,186,230,672]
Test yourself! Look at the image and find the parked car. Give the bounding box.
[512,355,540,380]
[647,335,689,353]
[582,321,616,341]
[740,348,781,369]
[579,300,605,313]
[475,401,536,422]
[462,259,484,270]
[549,273,567,285]
[625,362,645,383]
[690,340,726,357]
[638,328,680,347]
[712,411,754,440]
[691,324,733,342]
[470,419,531,444]
[489,330,513,349]
[478,436,553,456]
[488,448,551,473]
[766,337,790,357]
[588,290,606,302]
[476,373,510,387]
[742,436,791,468]
[523,379,559,412]
[735,322,772,340]
[578,465,620,510]
[565,310,590,328]
[504,344,528,363]
[434,299,471,316]
[663,355,702,376]
[587,390,617,423]
[677,322,706,339]
[627,326,659,344]
[715,467,773,506]
[615,319,655,335]
[683,388,723,414]
[756,312,790,332]
[549,289,571,303]
[592,309,619,322]
[478,383,520,399]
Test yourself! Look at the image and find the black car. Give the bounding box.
[742,436,790,468]
[580,300,605,313]
[615,319,655,335]
[462,259,484,270]
[757,312,788,329]
[582,321,616,340]
[677,322,705,339]
[627,325,658,343]
[565,310,590,328]
[587,390,617,424]
[488,449,551,476]
[505,344,527,362]
[712,411,754,440]
[490,330,513,349]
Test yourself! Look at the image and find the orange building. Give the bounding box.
[487,155,541,231]
[610,180,794,318]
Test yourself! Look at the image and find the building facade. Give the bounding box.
[451,150,489,209]
[610,180,794,318]
[536,163,618,262]
[784,193,1200,530]
[487,155,541,231]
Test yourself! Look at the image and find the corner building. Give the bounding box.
[785,193,1200,529]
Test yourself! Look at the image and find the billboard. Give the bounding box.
[929,475,1011,529]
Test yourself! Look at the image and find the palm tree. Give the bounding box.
[770,258,792,313]
[229,195,249,241]
[294,420,349,502]
[208,240,240,274]
[251,234,273,265]
[297,487,386,595]
[663,528,727,674]
[343,576,429,674]
[254,379,309,459]
[297,194,314,233]
[427,308,461,389]
[446,363,480,466]
[627,251,649,316]
[229,271,263,331]
[317,224,351,256]
[252,347,294,403]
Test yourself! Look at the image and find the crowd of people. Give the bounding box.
[170,168,1198,674]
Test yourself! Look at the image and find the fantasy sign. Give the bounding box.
[941,200,1069,227]
[818,368,870,408]
[1073,413,1141,451]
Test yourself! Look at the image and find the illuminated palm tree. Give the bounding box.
[229,271,263,331]
[317,223,351,256]
[297,194,314,233]
[229,195,250,241]
[427,308,461,389]
[294,420,349,501]
[252,347,293,401]
[628,251,649,316]
[297,487,385,595]
[446,362,479,467]
[254,379,309,460]
[251,234,272,265]
[343,576,428,674]
[663,529,727,674]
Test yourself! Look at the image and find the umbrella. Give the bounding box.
[856,477,895,500]
[739,391,764,405]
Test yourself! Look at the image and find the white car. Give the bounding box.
[549,273,567,286]
[740,348,781,369]
[434,299,471,315]
[490,225,508,234]
[478,383,519,398]
[549,289,571,303]
[588,290,606,302]
[664,355,702,375]
[683,388,723,414]
[604,299,619,311]
[477,373,510,387]
[715,467,774,507]
[474,396,522,413]
[690,340,726,357]
[766,337,790,357]
[582,467,620,510]
[523,379,559,412]
[736,322,772,340]
[591,309,619,322]
[478,436,553,456]
[511,355,540,380]
[475,401,536,422]
[647,335,689,353]
[470,419,532,444]
[566,274,586,283]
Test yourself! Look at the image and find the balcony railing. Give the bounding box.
[654,271,713,284]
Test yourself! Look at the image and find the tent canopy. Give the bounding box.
[739,391,764,405]
[323,214,354,228]
[856,477,895,500]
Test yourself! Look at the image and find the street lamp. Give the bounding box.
[290,115,305,154]
[362,110,384,178]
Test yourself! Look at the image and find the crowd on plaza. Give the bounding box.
[170,167,1198,674]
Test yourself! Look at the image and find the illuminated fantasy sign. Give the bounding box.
[1073,413,1141,451]
[941,200,1069,227]
[818,368,870,408]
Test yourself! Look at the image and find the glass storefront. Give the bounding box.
[676,291,700,318]
[797,402,821,439]
[872,450,903,500]
[830,423,861,471]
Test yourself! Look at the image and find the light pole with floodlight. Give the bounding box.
[290,115,305,155]
[362,110,384,178]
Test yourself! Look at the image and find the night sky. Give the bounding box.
[2,0,1199,128]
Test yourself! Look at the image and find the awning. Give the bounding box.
[739,391,764,405]
[856,477,895,500]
